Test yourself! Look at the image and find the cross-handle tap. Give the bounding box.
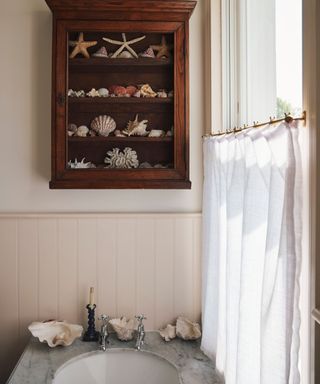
[98,314,110,351]
[135,314,147,351]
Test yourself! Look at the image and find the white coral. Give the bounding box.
[104,147,139,169]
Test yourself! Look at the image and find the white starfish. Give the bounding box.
[102,33,146,58]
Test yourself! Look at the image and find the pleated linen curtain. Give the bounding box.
[201,122,302,384]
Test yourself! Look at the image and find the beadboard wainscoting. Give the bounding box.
[0,213,201,382]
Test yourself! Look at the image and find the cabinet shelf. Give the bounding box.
[69,58,173,68]
[68,136,173,143]
[68,98,173,105]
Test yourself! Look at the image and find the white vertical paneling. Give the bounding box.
[78,219,97,325]
[193,216,202,322]
[155,218,175,328]
[38,219,58,320]
[58,219,78,323]
[0,219,19,382]
[174,218,194,320]
[136,219,155,330]
[117,218,136,318]
[97,219,117,317]
[18,219,38,341]
[0,213,202,383]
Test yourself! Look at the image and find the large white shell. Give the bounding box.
[123,114,148,137]
[28,320,83,347]
[91,115,116,137]
[104,147,139,169]
[109,317,136,341]
[176,317,201,341]
[159,324,176,342]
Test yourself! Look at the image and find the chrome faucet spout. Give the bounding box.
[98,315,110,351]
[135,314,147,351]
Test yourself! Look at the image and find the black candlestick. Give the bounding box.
[83,304,100,342]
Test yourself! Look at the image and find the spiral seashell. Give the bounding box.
[91,115,116,137]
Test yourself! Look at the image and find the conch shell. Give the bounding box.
[140,84,157,98]
[123,114,148,137]
[159,324,176,342]
[176,317,201,341]
[109,317,136,341]
[28,320,83,347]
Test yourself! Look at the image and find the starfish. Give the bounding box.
[102,33,146,58]
[151,35,173,59]
[69,33,97,59]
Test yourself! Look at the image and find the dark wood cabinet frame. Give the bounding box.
[45,0,196,189]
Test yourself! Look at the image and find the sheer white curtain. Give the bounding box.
[201,122,302,384]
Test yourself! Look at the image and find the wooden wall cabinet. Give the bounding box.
[45,0,196,189]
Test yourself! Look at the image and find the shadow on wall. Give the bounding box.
[31,11,52,181]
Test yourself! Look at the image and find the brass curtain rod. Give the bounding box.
[203,111,307,138]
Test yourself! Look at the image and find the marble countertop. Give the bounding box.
[7,332,223,384]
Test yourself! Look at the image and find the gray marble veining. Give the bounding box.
[7,332,223,384]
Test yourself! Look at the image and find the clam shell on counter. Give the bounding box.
[28,320,83,348]
[176,317,201,341]
[109,317,136,341]
[159,324,176,342]
[91,115,116,137]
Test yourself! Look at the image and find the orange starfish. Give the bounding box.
[69,33,97,59]
[151,35,173,59]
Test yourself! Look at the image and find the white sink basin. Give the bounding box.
[53,348,181,384]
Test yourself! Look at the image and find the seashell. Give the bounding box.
[159,324,176,342]
[133,90,141,98]
[28,320,83,347]
[157,90,168,98]
[113,86,127,97]
[114,130,126,137]
[139,46,156,58]
[123,114,148,137]
[91,115,116,137]
[109,317,136,341]
[118,50,134,59]
[68,158,96,169]
[93,46,109,58]
[176,317,201,341]
[75,90,85,98]
[88,130,97,137]
[98,88,109,97]
[140,84,157,98]
[104,147,139,169]
[154,164,167,169]
[68,89,76,97]
[126,85,138,97]
[74,125,89,137]
[168,90,174,98]
[148,129,165,138]
[87,88,100,97]
[68,123,77,136]
[139,162,153,169]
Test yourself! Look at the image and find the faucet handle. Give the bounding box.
[99,314,110,325]
[135,314,147,323]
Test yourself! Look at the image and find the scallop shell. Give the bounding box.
[159,324,176,342]
[91,115,116,137]
[140,84,157,98]
[74,125,89,137]
[104,147,139,169]
[109,317,136,341]
[123,114,148,137]
[176,317,201,341]
[28,320,83,347]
